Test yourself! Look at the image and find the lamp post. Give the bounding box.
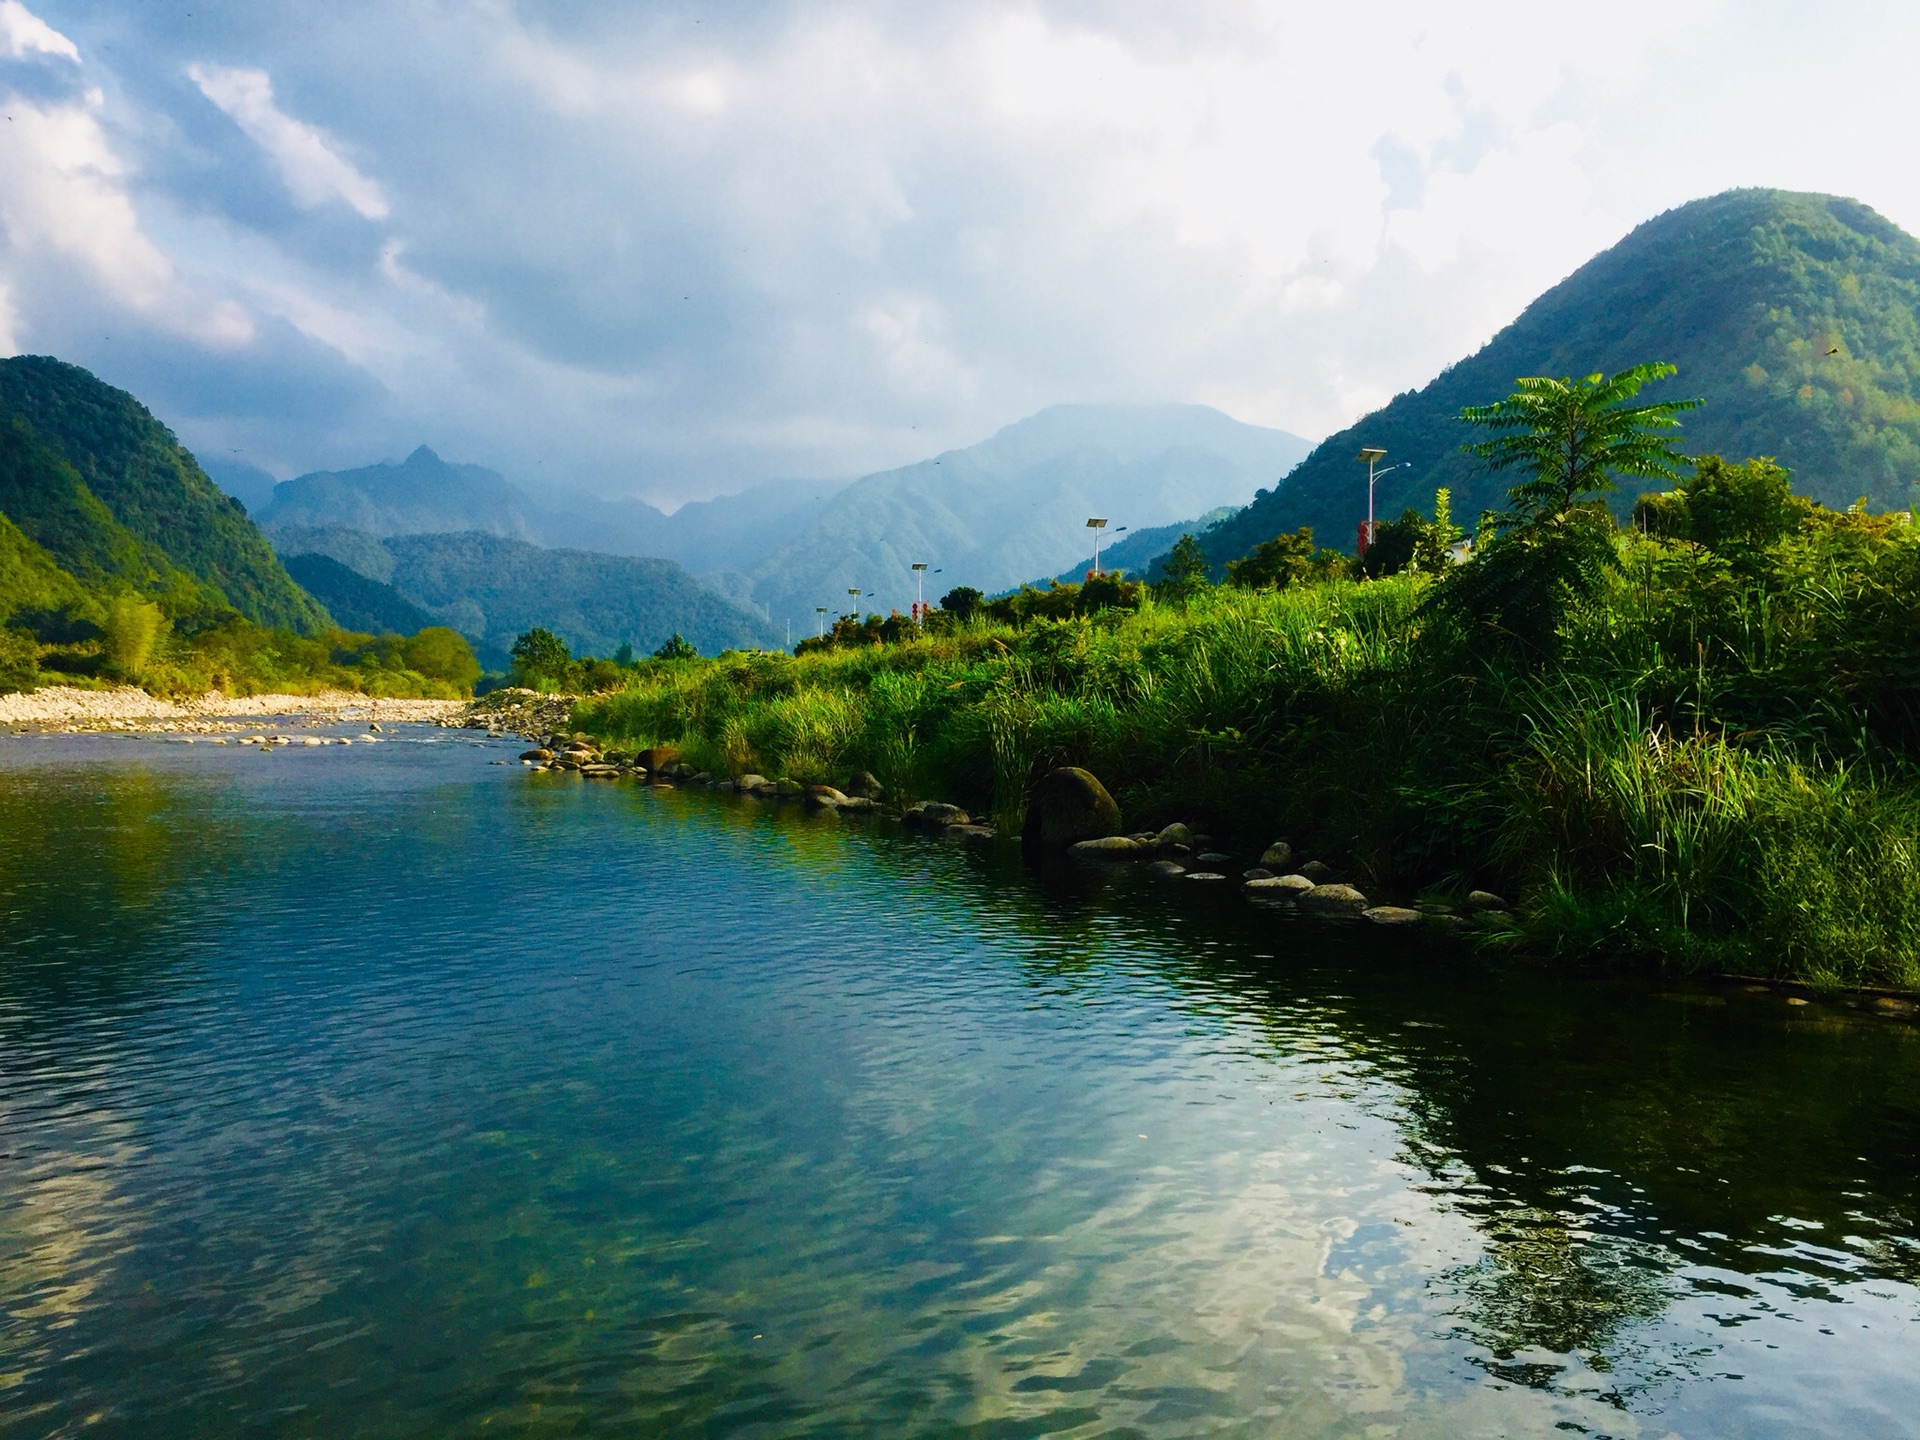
[847,587,861,619]
[911,562,929,624]
[1086,517,1109,576]
[1354,448,1409,553]
[815,606,827,638]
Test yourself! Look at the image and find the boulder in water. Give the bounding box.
[1022,767,1121,851]
[1301,883,1369,914]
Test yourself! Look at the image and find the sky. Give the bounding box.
[3,1,1919,508]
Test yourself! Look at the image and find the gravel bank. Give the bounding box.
[1,686,465,734]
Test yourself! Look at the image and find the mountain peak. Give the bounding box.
[403,445,443,467]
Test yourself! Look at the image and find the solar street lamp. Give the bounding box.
[911,562,929,624]
[1086,517,1109,576]
[1354,447,1408,553]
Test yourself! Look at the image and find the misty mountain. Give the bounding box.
[282,552,438,636]
[258,446,552,539]
[744,404,1312,625]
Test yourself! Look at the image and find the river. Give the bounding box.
[1,727,1916,1437]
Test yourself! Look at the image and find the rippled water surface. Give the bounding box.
[1,728,1918,1438]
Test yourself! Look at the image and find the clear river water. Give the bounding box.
[1,726,1917,1439]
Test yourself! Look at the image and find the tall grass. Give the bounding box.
[574,550,1920,988]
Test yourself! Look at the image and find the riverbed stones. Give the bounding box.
[1022,767,1121,851]
[836,796,880,813]
[1467,890,1509,910]
[1242,868,1273,881]
[635,745,681,772]
[1186,871,1227,882]
[1259,841,1294,871]
[904,802,970,828]
[1301,883,1369,914]
[736,773,771,794]
[1362,905,1422,927]
[1298,860,1335,883]
[844,770,884,799]
[520,748,553,762]
[804,785,848,808]
[1197,852,1232,867]
[581,764,620,777]
[1246,873,1314,897]
[1154,823,1193,849]
[1147,860,1186,878]
[1070,835,1152,858]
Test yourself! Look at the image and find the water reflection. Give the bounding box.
[0,735,1915,1437]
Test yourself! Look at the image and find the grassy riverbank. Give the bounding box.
[577,472,1920,991]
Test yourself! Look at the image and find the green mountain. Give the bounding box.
[274,528,781,661]
[0,357,328,631]
[282,553,437,636]
[1194,189,1920,569]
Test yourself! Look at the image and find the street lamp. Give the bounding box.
[1086,517,1109,576]
[847,587,862,618]
[1354,447,1409,553]
[911,562,929,624]
[815,606,827,638]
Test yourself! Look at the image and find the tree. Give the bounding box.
[1154,533,1210,601]
[614,641,636,666]
[401,626,481,692]
[1226,527,1343,590]
[1634,455,1812,569]
[652,632,697,661]
[1463,362,1699,524]
[939,586,984,620]
[102,596,166,681]
[1437,364,1702,658]
[510,627,571,686]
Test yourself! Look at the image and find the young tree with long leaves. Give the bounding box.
[1462,362,1700,524]
[1437,363,1701,656]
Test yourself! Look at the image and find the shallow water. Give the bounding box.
[0,728,1916,1438]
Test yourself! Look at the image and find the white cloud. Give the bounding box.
[0,0,76,62]
[188,63,389,220]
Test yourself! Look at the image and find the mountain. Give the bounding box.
[1194,189,1920,570]
[656,478,846,581]
[745,404,1312,625]
[0,356,328,631]
[259,446,554,540]
[273,528,780,661]
[1044,508,1237,587]
[282,553,437,636]
[200,456,282,515]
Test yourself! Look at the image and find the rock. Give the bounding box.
[1242,868,1274,881]
[1259,841,1294,871]
[905,802,970,828]
[1245,874,1314,896]
[1474,909,1519,931]
[1362,905,1422,927]
[837,796,880,813]
[691,772,713,786]
[636,745,682,773]
[519,748,553,762]
[1154,823,1193,849]
[1147,860,1187,878]
[1415,902,1455,915]
[1873,996,1918,1016]
[1298,860,1335,883]
[950,824,997,839]
[1022,767,1121,850]
[301,737,324,747]
[773,778,804,797]
[844,770,884,799]
[1467,890,1509,910]
[804,785,849,808]
[1070,836,1152,858]
[1301,883,1369,914]
[581,764,620,776]
[737,773,771,793]
[1197,851,1232,866]
[1186,871,1227,882]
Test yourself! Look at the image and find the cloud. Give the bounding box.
[188,62,388,220]
[0,0,75,62]
[3,0,1918,507]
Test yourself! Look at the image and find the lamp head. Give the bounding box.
[1086,517,1108,529]
[1356,446,1387,463]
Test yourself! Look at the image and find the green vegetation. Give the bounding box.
[1191,189,1920,574]
[0,357,481,700]
[574,364,1920,990]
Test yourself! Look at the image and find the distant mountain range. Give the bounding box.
[1185,189,1920,574]
[742,405,1309,623]
[269,527,780,664]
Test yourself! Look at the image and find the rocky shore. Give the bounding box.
[1,684,466,734]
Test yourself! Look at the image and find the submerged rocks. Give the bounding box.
[904,802,971,829]
[1147,860,1187,878]
[1070,835,1152,858]
[1301,883,1369,914]
[1245,873,1314,897]
[1362,905,1422,927]
[1022,767,1121,851]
